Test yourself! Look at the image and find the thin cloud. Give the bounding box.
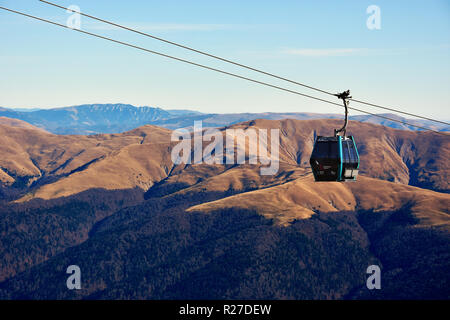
[87,22,238,32]
[283,48,369,57]
[284,45,450,57]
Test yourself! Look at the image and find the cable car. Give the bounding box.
[310,90,360,182]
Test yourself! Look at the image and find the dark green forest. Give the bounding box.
[0,185,448,299]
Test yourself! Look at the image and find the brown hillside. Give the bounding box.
[0,117,49,133]
[187,175,450,227]
[0,122,174,200]
[0,117,448,202]
[229,119,449,191]
[147,118,449,199]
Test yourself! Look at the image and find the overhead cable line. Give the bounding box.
[39,0,335,97]
[39,0,450,127]
[347,98,449,126]
[0,6,447,135]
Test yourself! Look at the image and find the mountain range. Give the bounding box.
[0,116,448,299]
[1,104,448,134]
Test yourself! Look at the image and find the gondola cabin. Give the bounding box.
[309,135,359,182]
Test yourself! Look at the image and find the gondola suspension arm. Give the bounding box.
[334,90,352,137]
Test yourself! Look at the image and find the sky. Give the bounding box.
[0,0,449,119]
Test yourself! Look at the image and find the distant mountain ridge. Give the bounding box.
[1,104,448,134]
[0,104,190,134]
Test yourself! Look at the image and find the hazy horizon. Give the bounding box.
[2,103,450,124]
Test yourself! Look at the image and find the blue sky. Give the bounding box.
[1,0,449,119]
